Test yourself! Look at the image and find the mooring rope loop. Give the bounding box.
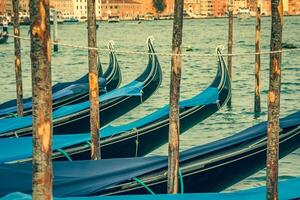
[57,148,73,161]
[132,128,139,157]
[132,177,156,195]
[6,33,300,58]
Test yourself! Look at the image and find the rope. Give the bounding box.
[13,131,18,138]
[133,128,139,157]
[132,177,156,195]
[6,33,300,58]
[57,148,73,161]
[133,168,184,194]
[178,167,184,194]
[86,141,92,147]
[9,113,18,118]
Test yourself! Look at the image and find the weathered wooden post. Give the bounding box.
[227,0,233,107]
[12,0,23,116]
[87,0,100,160]
[254,5,261,115]
[266,0,283,199]
[168,0,184,194]
[53,10,58,52]
[30,0,53,199]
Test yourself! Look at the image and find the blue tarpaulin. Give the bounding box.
[0,81,143,134]
[0,87,218,164]
[1,177,300,200]
[0,111,298,197]
[0,78,107,117]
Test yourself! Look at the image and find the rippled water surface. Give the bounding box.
[0,16,299,191]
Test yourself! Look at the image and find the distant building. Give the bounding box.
[288,0,300,15]
[52,0,75,15]
[3,0,12,15]
[246,0,256,12]
[185,0,202,15]
[213,0,227,17]
[184,0,215,17]
[135,0,173,17]
[73,0,101,20]
[19,0,29,13]
[2,0,300,19]
[134,0,155,16]
[283,0,289,13]
[15,0,75,16]
[232,0,247,14]
[258,0,271,16]
[101,0,142,20]
[200,0,213,16]
[0,0,6,15]
[164,0,174,16]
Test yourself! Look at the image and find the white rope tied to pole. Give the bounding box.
[6,33,300,58]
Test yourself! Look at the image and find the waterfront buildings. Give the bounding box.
[1,0,300,19]
[0,0,6,15]
[213,0,227,17]
[288,0,300,15]
[101,0,142,20]
[73,0,101,20]
[134,0,173,17]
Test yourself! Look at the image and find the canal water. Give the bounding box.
[0,16,299,191]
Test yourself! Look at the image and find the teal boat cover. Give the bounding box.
[0,87,218,163]
[0,81,143,134]
[0,78,107,117]
[1,177,300,200]
[0,111,298,197]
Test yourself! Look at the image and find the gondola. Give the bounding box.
[97,111,300,196]
[0,42,121,118]
[0,111,299,197]
[1,178,300,200]
[0,37,162,138]
[0,48,230,163]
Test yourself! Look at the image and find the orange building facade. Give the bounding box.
[2,0,12,15]
[259,0,271,16]
[101,0,143,20]
[1,0,300,18]
[185,0,202,15]
[134,0,173,17]
[0,0,6,15]
[213,0,227,17]
[288,0,300,15]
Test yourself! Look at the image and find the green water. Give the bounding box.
[0,16,299,191]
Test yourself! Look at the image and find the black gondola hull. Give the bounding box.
[44,48,231,161]
[56,104,220,160]
[98,125,300,195]
[0,52,121,118]
[0,40,162,138]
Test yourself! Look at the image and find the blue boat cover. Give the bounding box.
[0,81,143,134]
[0,87,218,164]
[0,111,298,197]
[1,177,300,200]
[0,78,107,117]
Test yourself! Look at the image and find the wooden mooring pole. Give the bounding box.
[12,0,23,116]
[227,0,233,107]
[87,0,100,160]
[266,0,283,199]
[254,5,261,115]
[30,0,53,199]
[168,0,184,194]
[53,10,58,52]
